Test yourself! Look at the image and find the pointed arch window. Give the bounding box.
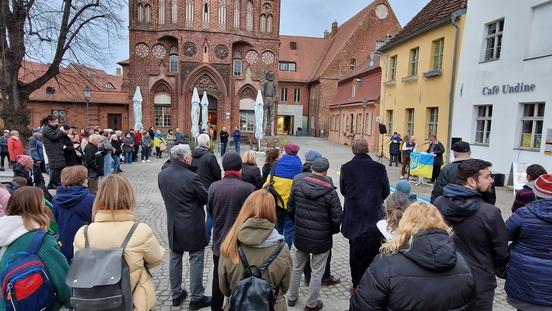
[218,0,227,30]
[246,0,253,32]
[159,0,166,24]
[145,4,152,23]
[260,14,266,32]
[202,0,210,29]
[185,0,194,28]
[267,14,273,33]
[233,0,240,30]
[171,0,178,24]
[137,3,144,23]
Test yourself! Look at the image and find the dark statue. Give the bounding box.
[262,71,276,136]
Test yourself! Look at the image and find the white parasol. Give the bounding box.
[200,91,209,132]
[133,86,143,130]
[255,90,264,140]
[191,88,201,138]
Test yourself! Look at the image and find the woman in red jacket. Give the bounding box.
[7,130,24,168]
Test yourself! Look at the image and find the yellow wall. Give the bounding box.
[380,17,465,157]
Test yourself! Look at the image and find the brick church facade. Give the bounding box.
[123,0,281,137]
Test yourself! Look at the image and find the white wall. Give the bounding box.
[277,104,303,135]
[452,0,552,182]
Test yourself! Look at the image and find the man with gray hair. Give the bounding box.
[158,143,212,309]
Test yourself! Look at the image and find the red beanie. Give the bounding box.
[284,143,299,156]
[533,174,552,199]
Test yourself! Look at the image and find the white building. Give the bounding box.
[452,0,552,184]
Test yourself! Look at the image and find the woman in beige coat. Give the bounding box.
[73,174,165,311]
[219,190,292,311]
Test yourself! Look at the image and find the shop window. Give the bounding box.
[519,102,545,149]
[474,105,492,145]
[239,110,255,132]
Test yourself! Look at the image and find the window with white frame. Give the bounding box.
[240,110,255,132]
[281,88,288,102]
[52,109,66,123]
[279,62,296,72]
[294,88,301,102]
[386,110,393,134]
[427,107,439,137]
[484,19,504,61]
[409,47,419,76]
[154,93,171,127]
[474,105,492,144]
[405,108,414,136]
[431,38,444,70]
[388,55,397,81]
[233,59,242,76]
[519,102,545,149]
[365,112,373,135]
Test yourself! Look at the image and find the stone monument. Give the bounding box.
[262,71,276,137]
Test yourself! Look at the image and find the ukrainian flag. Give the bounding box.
[409,152,434,179]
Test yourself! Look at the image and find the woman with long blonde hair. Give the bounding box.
[73,175,164,311]
[351,202,475,311]
[218,190,292,310]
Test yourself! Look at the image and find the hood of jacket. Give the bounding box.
[528,199,552,223]
[238,218,276,247]
[298,174,335,200]
[400,229,457,271]
[441,183,482,224]
[192,146,210,159]
[0,216,36,247]
[53,185,91,209]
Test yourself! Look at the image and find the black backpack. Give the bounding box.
[229,241,285,311]
[66,223,139,310]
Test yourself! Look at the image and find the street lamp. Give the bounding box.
[83,85,91,129]
[361,98,368,137]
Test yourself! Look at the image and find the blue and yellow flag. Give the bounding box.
[409,152,434,179]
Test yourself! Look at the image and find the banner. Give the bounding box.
[409,152,435,179]
[512,163,531,190]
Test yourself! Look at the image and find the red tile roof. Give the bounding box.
[279,35,329,82]
[380,0,467,52]
[333,65,382,107]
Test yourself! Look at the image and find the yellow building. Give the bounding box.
[379,0,466,159]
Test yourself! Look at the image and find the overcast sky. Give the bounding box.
[99,0,429,73]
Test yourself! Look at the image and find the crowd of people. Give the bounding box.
[0,114,551,311]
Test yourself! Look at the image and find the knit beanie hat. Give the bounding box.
[533,174,552,199]
[17,155,33,167]
[395,180,411,194]
[312,157,330,173]
[222,152,242,172]
[284,143,299,155]
[304,150,322,163]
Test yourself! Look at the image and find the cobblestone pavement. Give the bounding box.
[124,137,514,311]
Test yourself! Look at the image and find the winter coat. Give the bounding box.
[207,175,255,256]
[340,154,390,241]
[74,211,164,311]
[13,163,33,186]
[241,163,263,189]
[505,199,552,307]
[134,131,142,145]
[175,132,184,144]
[232,129,241,142]
[430,157,496,204]
[61,135,78,166]
[7,136,24,161]
[427,141,445,166]
[158,160,209,252]
[262,155,303,209]
[0,216,71,310]
[123,137,135,153]
[511,183,536,213]
[218,218,292,311]
[388,135,402,155]
[434,184,509,292]
[350,229,475,311]
[220,130,229,143]
[288,173,342,254]
[0,135,8,154]
[262,163,273,184]
[191,146,222,189]
[111,138,122,155]
[53,185,94,261]
[42,124,66,169]
[28,134,45,161]
[141,136,152,148]
[83,143,103,178]
[166,133,176,145]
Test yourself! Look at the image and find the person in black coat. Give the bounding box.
[41,115,68,188]
[191,134,222,190]
[434,159,509,310]
[60,125,79,166]
[340,139,389,290]
[350,202,475,311]
[158,144,211,309]
[287,157,343,310]
[83,134,104,194]
[219,127,229,156]
[207,152,255,311]
[240,150,263,189]
[427,135,445,183]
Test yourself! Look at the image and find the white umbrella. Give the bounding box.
[255,90,264,140]
[191,87,200,138]
[132,86,143,130]
[200,91,209,132]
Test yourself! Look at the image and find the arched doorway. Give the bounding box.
[207,95,217,139]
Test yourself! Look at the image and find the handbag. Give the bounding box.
[160,142,167,152]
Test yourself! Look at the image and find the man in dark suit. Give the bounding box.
[158,144,211,309]
[340,138,390,293]
[427,135,445,183]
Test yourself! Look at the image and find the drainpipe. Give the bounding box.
[446,9,465,163]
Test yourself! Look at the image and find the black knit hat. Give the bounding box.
[222,152,242,171]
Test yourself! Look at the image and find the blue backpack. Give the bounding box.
[0,231,57,310]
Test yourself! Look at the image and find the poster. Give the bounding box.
[545,128,552,156]
[409,152,435,179]
[512,163,531,190]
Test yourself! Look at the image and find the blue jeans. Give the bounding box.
[234,141,240,154]
[141,147,150,160]
[276,208,294,248]
[124,152,133,164]
[112,155,120,172]
[205,212,213,242]
[103,154,113,176]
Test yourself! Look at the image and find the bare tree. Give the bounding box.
[0,0,125,136]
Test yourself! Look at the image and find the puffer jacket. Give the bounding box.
[191,146,221,189]
[73,211,165,311]
[505,199,552,307]
[7,136,24,161]
[42,124,66,168]
[262,155,303,209]
[218,218,292,311]
[241,163,263,189]
[350,229,475,311]
[287,173,342,254]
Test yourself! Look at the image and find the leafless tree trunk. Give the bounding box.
[0,0,125,137]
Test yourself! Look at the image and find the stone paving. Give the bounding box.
[122,136,515,311]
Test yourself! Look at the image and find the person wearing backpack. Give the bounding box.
[53,165,95,262]
[0,186,71,310]
[218,190,292,311]
[72,174,164,311]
